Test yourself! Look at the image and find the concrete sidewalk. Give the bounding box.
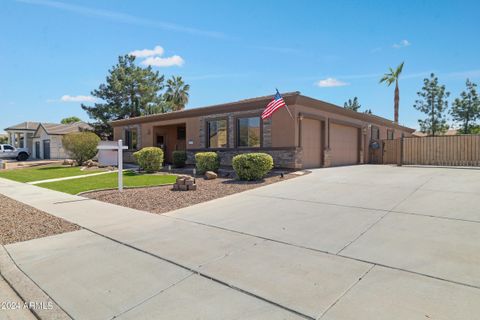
[1,165,480,319]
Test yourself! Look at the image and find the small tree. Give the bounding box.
[62,132,100,165]
[61,116,82,124]
[450,79,480,134]
[344,97,361,112]
[0,136,7,144]
[414,73,450,136]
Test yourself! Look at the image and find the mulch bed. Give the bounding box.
[83,172,303,215]
[0,194,80,245]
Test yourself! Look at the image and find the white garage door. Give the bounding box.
[301,118,322,168]
[330,123,359,166]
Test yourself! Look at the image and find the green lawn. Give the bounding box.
[0,165,105,183]
[37,171,177,194]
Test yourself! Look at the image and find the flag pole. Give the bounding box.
[276,88,295,120]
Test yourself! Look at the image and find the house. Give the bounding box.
[111,92,415,169]
[4,121,40,152]
[412,129,459,137]
[4,121,91,159]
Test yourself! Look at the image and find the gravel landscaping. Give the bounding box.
[0,194,80,245]
[83,172,304,214]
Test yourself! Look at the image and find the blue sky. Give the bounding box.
[1,0,480,133]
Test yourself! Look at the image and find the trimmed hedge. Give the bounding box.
[133,147,164,173]
[172,150,187,168]
[195,152,220,174]
[232,153,274,181]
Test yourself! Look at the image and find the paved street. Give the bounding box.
[1,165,480,319]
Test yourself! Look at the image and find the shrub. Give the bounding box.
[232,153,274,181]
[133,147,164,172]
[62,132,100,165]
[172,150,187,168]
[195,152,220,174]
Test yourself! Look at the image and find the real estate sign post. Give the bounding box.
[97,140,128,191]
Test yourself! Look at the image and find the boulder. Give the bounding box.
[205,171,217,180]
[83,159,99,167]
[63,159,76,166]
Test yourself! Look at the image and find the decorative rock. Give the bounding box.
[173,175,197,191]
[63,159,77,166]
[83,159,99,167]
[205,171,218,180]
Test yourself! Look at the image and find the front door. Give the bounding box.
[156,135,166,163]
[43,140,50,159]
[35,141,40,159]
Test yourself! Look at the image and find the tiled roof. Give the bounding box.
[4,121,42,131]
[37,122,92,135]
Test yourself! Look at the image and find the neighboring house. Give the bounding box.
[4,121,40,152]
[412,129,459,137]
[4,121,91,159]
[112,92,415,169]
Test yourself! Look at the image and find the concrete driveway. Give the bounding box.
[1,165,480,319]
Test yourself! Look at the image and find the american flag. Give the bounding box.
[261,90,287,119]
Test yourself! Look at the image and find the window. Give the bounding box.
[125,128,138,150]
[3,145,14,150]
[237,117,261,147]
[371,126,380,140]
[207,119,227,148]
[177,126,186,140]
[387,130,394,140]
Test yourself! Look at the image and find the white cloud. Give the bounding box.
[392,39,411,49]
[60,95,96,102]
[129,45,164,58]
[129,45,184,67]
[315,78,349,87]
[141,55,185,67]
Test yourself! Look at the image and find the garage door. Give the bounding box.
[301,118,322,168]
[330,123,359,166]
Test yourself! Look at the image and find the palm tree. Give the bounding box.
[164,76,190,111]
[380,62,404,123]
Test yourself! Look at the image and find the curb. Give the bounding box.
[76,182,176,196]
[0,246,72,320]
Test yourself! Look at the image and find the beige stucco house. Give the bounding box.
[111,92,415,169]
[4,121,91,159]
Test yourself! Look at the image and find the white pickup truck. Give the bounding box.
[0,144,30,161]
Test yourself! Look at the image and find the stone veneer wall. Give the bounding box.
[187,109,300,168]
[186,147,302,169]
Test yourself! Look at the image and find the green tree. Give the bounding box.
[344,97,361,112]
[62,132,100,165]
[61,116,82,124]
[0,135,8,144]
[380,62,404,123]
[81,55,166,139]
[450,79,480,134]
[414,73,450,136]
[164,76,190,111]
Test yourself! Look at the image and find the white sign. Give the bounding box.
[98,141,119,166]
[97,140,128,191]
